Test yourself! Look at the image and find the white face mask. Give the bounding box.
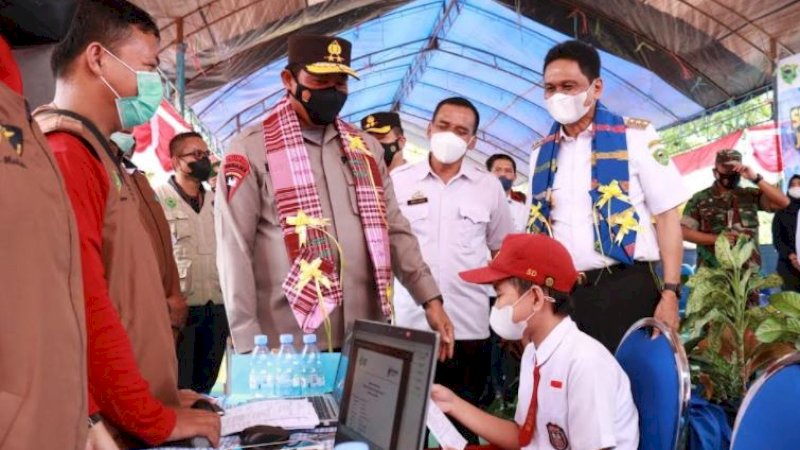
[789,187,800,199]
[430,131,468,164]
[489,290,535,341]
[545,84,595,125]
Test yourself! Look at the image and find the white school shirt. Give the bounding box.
[390,159,514,340]
[528,122,689,271]
[515,317,639,450]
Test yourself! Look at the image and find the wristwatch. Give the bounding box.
[753,174,764,184]
[88,413,103,429]
[662,282,681,297]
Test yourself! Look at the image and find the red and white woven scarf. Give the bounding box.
[263,95,393,333]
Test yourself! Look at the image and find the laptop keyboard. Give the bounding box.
[310,395,338,422]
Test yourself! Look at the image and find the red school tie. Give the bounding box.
[519,365,541,447]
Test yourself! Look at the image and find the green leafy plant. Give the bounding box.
[682,235,800,405]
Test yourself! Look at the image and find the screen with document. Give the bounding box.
[335,321,438,450]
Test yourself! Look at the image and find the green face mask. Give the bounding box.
[100,48,163,129]
[110,132,136,155]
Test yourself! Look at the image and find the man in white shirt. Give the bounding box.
[527,40,688,351]
[432,233,639,450]
[487,153,529,232]
[392,96,514,442]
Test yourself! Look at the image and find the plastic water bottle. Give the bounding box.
[301,334,325,395]
[277,334,299,397]
[249,335,272,398]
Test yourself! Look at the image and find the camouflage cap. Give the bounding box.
[715,149,742,165]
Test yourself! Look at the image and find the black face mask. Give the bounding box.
[381,141,400,167]
[716,171,741,190]
[188,157,212,182]
[291,80,348,125]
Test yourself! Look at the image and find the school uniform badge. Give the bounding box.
[547,423,569,450]
[223,154,250,201]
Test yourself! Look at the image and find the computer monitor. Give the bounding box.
[335,320,439,450]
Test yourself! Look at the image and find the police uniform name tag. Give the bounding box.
[407,191,428,206]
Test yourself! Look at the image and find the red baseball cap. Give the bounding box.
[459,234,579,294]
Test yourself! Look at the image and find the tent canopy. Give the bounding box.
[6,0,797,175]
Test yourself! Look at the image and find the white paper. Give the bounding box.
[426,401,467,450]
[221,398,320,436]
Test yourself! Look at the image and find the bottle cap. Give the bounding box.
[279,334,294,344]
[303,334,317,344]
[254,334,268,346]
[334,443,369,450]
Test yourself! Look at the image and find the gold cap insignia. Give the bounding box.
[366,116,377,128]
[326,40,344,63]
[545,276,555,287]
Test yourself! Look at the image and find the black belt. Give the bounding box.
[576,261,653,286]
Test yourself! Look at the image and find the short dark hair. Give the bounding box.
[285,63,304,77]
[486,154,516,173]
[543,40,601,82]
[432,97,480,134]
[51,0,160,77]
[511,277,573,316]
[169,131,204,157]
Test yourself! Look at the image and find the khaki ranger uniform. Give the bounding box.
[34,106,180,412]
[125,160,183,314]
[154,184,222,306]
[0,82,87,449]
[216,125,440,352]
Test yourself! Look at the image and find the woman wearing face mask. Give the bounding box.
[431,234,639,450]
[771,175,800,291]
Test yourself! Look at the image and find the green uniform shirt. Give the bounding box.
[681,183,766,268]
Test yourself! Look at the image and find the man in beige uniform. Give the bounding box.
[0,34,87,450]
[216,35,454,356]
[156,132,227,394]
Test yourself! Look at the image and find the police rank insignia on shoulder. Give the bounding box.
[1,124,23,156]
[649,139,669,166]
[547,423,569,450]
[624,117,651,130]
[223,154,251,202]
[165,197,178,209]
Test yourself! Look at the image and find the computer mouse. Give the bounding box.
[240,425,291,448]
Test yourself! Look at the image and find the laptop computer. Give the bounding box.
[334,320,439,450]
[299,333,352,426]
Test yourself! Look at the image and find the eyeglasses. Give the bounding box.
[180,149,211,159]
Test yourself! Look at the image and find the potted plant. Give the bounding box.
[682,235,800,420]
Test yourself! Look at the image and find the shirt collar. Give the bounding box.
[533,316,577,367]
[416,156,482,182]
[301,123,340,146]
[558,123,593,143]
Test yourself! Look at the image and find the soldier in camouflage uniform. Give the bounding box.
[681,149,790,268]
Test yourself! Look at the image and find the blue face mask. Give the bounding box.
[498,176,514,191]
[110,132,136,155]
[100,48,163,129]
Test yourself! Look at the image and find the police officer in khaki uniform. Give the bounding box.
[156,132,227,394]
[0,33,87,450]
[216,35,454,357]
[361,112,407,172]
[682,149,790,268]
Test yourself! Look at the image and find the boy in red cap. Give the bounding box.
[431,234,639,450]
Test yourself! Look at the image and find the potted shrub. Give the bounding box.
[682,235,800,420]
